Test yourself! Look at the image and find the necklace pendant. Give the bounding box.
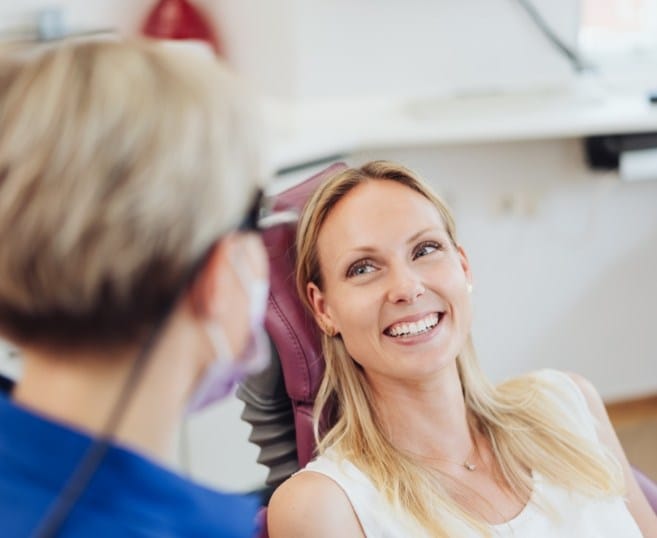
[464,462,476,471]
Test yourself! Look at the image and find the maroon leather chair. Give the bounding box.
[262,164,345,470]
[239,163,346,477]
[238,162,657,537]
[238,163,346,538]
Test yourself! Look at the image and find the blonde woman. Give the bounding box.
[0,40,268,536]
[268,161,657,537]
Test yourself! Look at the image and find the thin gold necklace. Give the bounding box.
[413,433,479,472]
[463,443,477,471]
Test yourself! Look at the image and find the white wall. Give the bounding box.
[1,0,578,100]
[0,0,151,35]
[352,139,657,401]
[181,392,268,491]
[207,0,578,100]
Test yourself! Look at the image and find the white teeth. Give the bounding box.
[387,313,440,337]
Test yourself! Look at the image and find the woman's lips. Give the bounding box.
[383,311,443,338]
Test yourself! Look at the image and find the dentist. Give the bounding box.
[0,39,269,537]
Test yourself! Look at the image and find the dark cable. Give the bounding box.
[29,242,219,537]
[30,311,172,538]
[514,0,592,73]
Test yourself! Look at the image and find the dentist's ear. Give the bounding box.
[188,236,237,320]
[307,281,337,337]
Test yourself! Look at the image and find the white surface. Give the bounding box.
[0,340,21,381]
[265,73,657,171]
[620,147,657,182]
[0,0,151,36]
[210,0,578,101]
[181,391,268,491]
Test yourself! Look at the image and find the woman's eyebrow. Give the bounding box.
[343,245,378,255]
[332,246,377,271]
[340,227,443,256]
[406,226,443,244]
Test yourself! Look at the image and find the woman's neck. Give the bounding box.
[12,325,199,465]
[372,360,474,465]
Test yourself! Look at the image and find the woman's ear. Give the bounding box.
[307,281,337,336]
[457,244,473,288]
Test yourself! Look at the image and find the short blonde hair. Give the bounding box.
[0,39,262,348]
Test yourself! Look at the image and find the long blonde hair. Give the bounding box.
[295,161,623,536]
[0,39,262,349]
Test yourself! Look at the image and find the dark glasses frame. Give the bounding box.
[238,188,298,233]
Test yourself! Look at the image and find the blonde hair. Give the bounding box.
[0,39,262,349]
[295,161,623,536]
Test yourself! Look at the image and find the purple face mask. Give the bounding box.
[186,267,270,414]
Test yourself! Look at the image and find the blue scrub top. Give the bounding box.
[0,393,260,537]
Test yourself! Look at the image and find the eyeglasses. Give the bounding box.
[237,189,299,233]
[188,188,297,284]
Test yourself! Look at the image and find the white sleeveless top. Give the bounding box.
[300,370,642,537]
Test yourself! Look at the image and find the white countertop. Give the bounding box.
[265,72,657,172]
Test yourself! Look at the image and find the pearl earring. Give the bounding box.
[467,282,473,294]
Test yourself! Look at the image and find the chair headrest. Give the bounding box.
[262,162,347,403]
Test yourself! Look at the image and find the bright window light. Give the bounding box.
[580,0,657,57]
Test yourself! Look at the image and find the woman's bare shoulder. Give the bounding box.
[267,470,364,538]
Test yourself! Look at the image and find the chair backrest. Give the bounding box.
[236,163,347,538]
[261,162,346,469]
[237,162,347,493]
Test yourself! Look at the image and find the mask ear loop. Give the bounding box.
[228,247,256,296]
[184,321,239,413]
[186,236,272,414]
[227,240,270,326]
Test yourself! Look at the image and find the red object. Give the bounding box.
[141,0,222,55]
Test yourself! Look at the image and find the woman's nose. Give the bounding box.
[386,264,425,304]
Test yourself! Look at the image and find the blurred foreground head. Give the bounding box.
[0,39,262,351]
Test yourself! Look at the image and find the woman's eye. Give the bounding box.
[346,260,376,278]
[413,241,441,259]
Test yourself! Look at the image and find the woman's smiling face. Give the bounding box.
[308,179,472,387]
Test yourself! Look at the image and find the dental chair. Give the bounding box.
[237,163,346,488]
[236,163,657,538]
